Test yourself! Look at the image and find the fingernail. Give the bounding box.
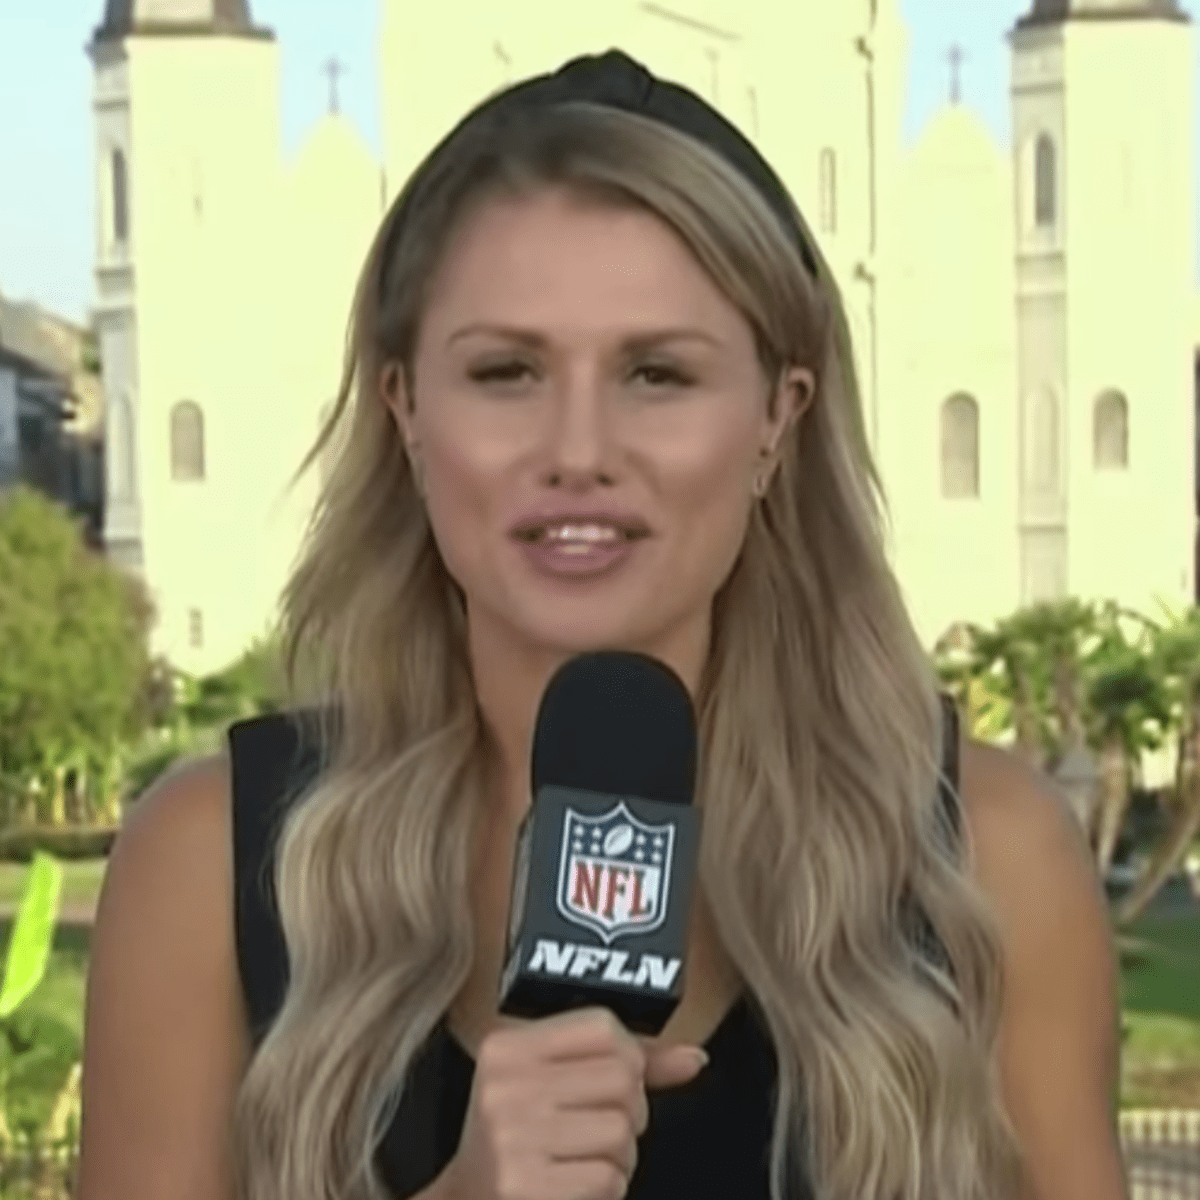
[689,1048,710,1070]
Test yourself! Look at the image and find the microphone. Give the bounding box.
[497,651,701,1036]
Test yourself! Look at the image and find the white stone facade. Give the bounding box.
[90,0,1197,672]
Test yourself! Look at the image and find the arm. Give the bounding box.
[76,754,251,1200]
[959,740,1129,1200]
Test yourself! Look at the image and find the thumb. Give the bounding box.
[643,1042,710,1091]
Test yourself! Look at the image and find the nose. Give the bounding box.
[541,368,617,490]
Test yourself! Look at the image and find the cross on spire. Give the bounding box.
[947,44,966,106]
[324,57,346,115]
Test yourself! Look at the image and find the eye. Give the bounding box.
[634,363,693,389]
[469,361,534,385]
[466,360,694,389]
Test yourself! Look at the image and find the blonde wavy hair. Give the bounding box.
[232,100,1027,1200]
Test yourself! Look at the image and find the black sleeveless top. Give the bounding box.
[227,695,962,1200]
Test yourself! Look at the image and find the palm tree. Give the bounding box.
[960,609,1061,769]
[1005,599,1102,763]
[1115,602,1200,925]
[935,598,1200,919]
[933,623,1014,742]
[1082,602,1173,874]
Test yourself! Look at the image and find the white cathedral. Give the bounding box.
[88,0,1200,677]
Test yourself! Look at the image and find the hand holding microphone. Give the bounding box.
[444,1006,707,1200]
[440,652,708,1200]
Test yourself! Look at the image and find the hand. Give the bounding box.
[441,1006,708,1200]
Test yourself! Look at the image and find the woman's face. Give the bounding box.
[383,186,813,676]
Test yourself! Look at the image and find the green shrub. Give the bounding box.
[0,830,116,866]
[0,487,155,820]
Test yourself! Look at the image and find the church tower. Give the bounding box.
[89,1,290,672]
[1009,0,1195,611]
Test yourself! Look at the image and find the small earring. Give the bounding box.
[753,447,773,499]
[408,452,425,499]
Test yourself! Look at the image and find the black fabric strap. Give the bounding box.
[938,690,962,842]
[228,710,326,1047]
[227,708,442,1195]
[898,691,964,985]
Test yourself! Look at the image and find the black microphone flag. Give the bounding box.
[498,651,701,1036]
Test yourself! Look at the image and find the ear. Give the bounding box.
[763,365,816,459]
[381,360,419,454]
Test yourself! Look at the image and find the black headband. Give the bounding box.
[377,48,820,301]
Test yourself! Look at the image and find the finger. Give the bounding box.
[548,1059,649,1136]
[643,1043,709,1091]
[544,1159,632,1200]
[547,1109,639,1180]
[527,1008,645,1071]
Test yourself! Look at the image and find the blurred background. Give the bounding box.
[0,1,1198,1195]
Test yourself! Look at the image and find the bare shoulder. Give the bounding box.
[77,751,250,1200]
[957,740,1098,901]
[956,738,1113,1030]
[957,739,1128,1200]
[105,752,234,894]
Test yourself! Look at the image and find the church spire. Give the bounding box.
[324,58,346,116]
[1017,0,1188,29]
[92,0,271,45]
[947,44,966,105]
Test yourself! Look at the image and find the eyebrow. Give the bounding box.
[446,323,722,352]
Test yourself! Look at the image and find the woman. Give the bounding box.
[77,49,1128,1200]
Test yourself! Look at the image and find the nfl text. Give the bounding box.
[527,938,683,992]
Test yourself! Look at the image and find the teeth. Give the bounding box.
[544,524,622,543]
[518,522,644,545]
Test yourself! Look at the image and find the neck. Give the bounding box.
[466,610,713,824]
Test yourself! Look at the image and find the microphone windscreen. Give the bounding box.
[530,651,697,806]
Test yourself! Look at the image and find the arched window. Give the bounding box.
[819,148,837,234]
[941,393,979,499]
[170,400,205,481]
[112,149,129,244]
[1094,390,1129,469]
[1035,134,1056,228]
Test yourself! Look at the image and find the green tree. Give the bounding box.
[0,486,154,825]
[943,611,1055,767]
[121,628,288,805]
[933,624,1014,743]
[1005,599,1101,766]
[1082,602,1172,874]
[1115,602,1200,924]
[935,597,1200,919]
[178,628,286,729]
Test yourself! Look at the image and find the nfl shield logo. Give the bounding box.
[555,802,676,945]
